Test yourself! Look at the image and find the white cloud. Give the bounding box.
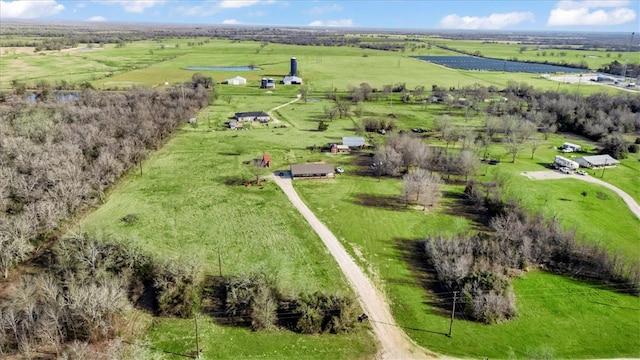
[308,18,354,27]
[223,18,240,24]
[547,0,636,26]
[178,0,273,17]
[87,15,106,22]
[101,1,166,14]
[439,12,535,29]
[219,0,260,9]
[0,0,64,19]
[306,4,342,15]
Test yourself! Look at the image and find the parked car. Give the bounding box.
[488,159,500,165]
[560,167,571,174]
[336,166,344,174]
[577,170,587,176]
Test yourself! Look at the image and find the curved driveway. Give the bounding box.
[271,174,430,360]
[521,170,640,220]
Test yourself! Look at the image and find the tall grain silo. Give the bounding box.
[290,57,298,76]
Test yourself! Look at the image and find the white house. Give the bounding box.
[226,76,247,85]
[576,155,619,169]
[234,111,270,123]
[282,75,303,85]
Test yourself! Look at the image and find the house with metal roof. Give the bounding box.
[234,111,270,123]
[290,163,335,179]
[576,154,620,169]
[342,137,366,149]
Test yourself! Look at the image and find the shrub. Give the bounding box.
[153,261,200,318]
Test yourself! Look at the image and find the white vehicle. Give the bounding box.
[560,167,571,174]
[577,170,587,176]
[554,155,579,170]
[335,166,344,174]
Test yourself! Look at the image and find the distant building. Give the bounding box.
[330,144,350,153]
[576,155,620,169]
[561,142,582,152]
[234,111,270,123]
[225,76,247,85]
[342,137,366,149]
[282,75,303,85]
[290,163,335,179]
[262,154,271,168]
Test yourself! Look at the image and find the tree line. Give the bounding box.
[0,86,210,281]
[417,178,639,324]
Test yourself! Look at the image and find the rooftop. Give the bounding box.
[290,163,335,176]
[578,154,620,166]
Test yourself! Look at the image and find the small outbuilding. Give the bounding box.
[225,76,247,85]
[576,155,620,169]
[290,163,335,179]
[262,154,271,168]
[282,76,303,85]
[342,137,366,149]
[330,144,350,154]
[235,111,270,123]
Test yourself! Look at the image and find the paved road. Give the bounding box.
[271,174,431,360]
[521,170,640,220]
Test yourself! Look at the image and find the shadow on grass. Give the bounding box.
[392,238,454,319]
[122,340,197,359]
[353,193,407,211]
[441,190,492,231]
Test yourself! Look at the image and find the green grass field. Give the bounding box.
[7,34,636,358]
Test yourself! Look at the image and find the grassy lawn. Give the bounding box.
[79,119,378,359]
[13,35,635,358]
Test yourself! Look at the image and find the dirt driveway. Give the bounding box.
[521,170,640,220]
[271,173,431,360]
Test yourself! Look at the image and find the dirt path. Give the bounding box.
[521,170,640,220]
[267,95,301,124]
[271,174,431,360]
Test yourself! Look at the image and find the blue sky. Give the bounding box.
[1,0,638,31]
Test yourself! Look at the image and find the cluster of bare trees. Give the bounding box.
[419,180,640,324]
[0,87,210,281]
[221,273,359,334]
[373,134,479,202]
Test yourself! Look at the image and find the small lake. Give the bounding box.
[413,56,585,73]
[185,65,262,71]
[28,93,79,101]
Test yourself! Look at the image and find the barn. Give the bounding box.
[234,111,270,123]
[290,163,335,179]
[225,76,247,85]
[342,137,366,149]
[576,155,620,169]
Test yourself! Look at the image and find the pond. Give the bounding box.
[28,93,79,101]
[184,65,262,71]
[413,56,585,73]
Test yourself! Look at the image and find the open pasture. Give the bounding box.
[10,33,635,358]
[1,37,625,95]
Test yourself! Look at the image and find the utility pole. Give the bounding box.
[194,313,200,359]
[621,32,635,83]
[448,291,457,338]
[218,248,222,277]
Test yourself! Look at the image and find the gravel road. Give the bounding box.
[521,170,640,220]
[272,173,431,360]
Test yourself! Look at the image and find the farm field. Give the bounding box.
[0,38,630,96]
[4,32,639,359]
